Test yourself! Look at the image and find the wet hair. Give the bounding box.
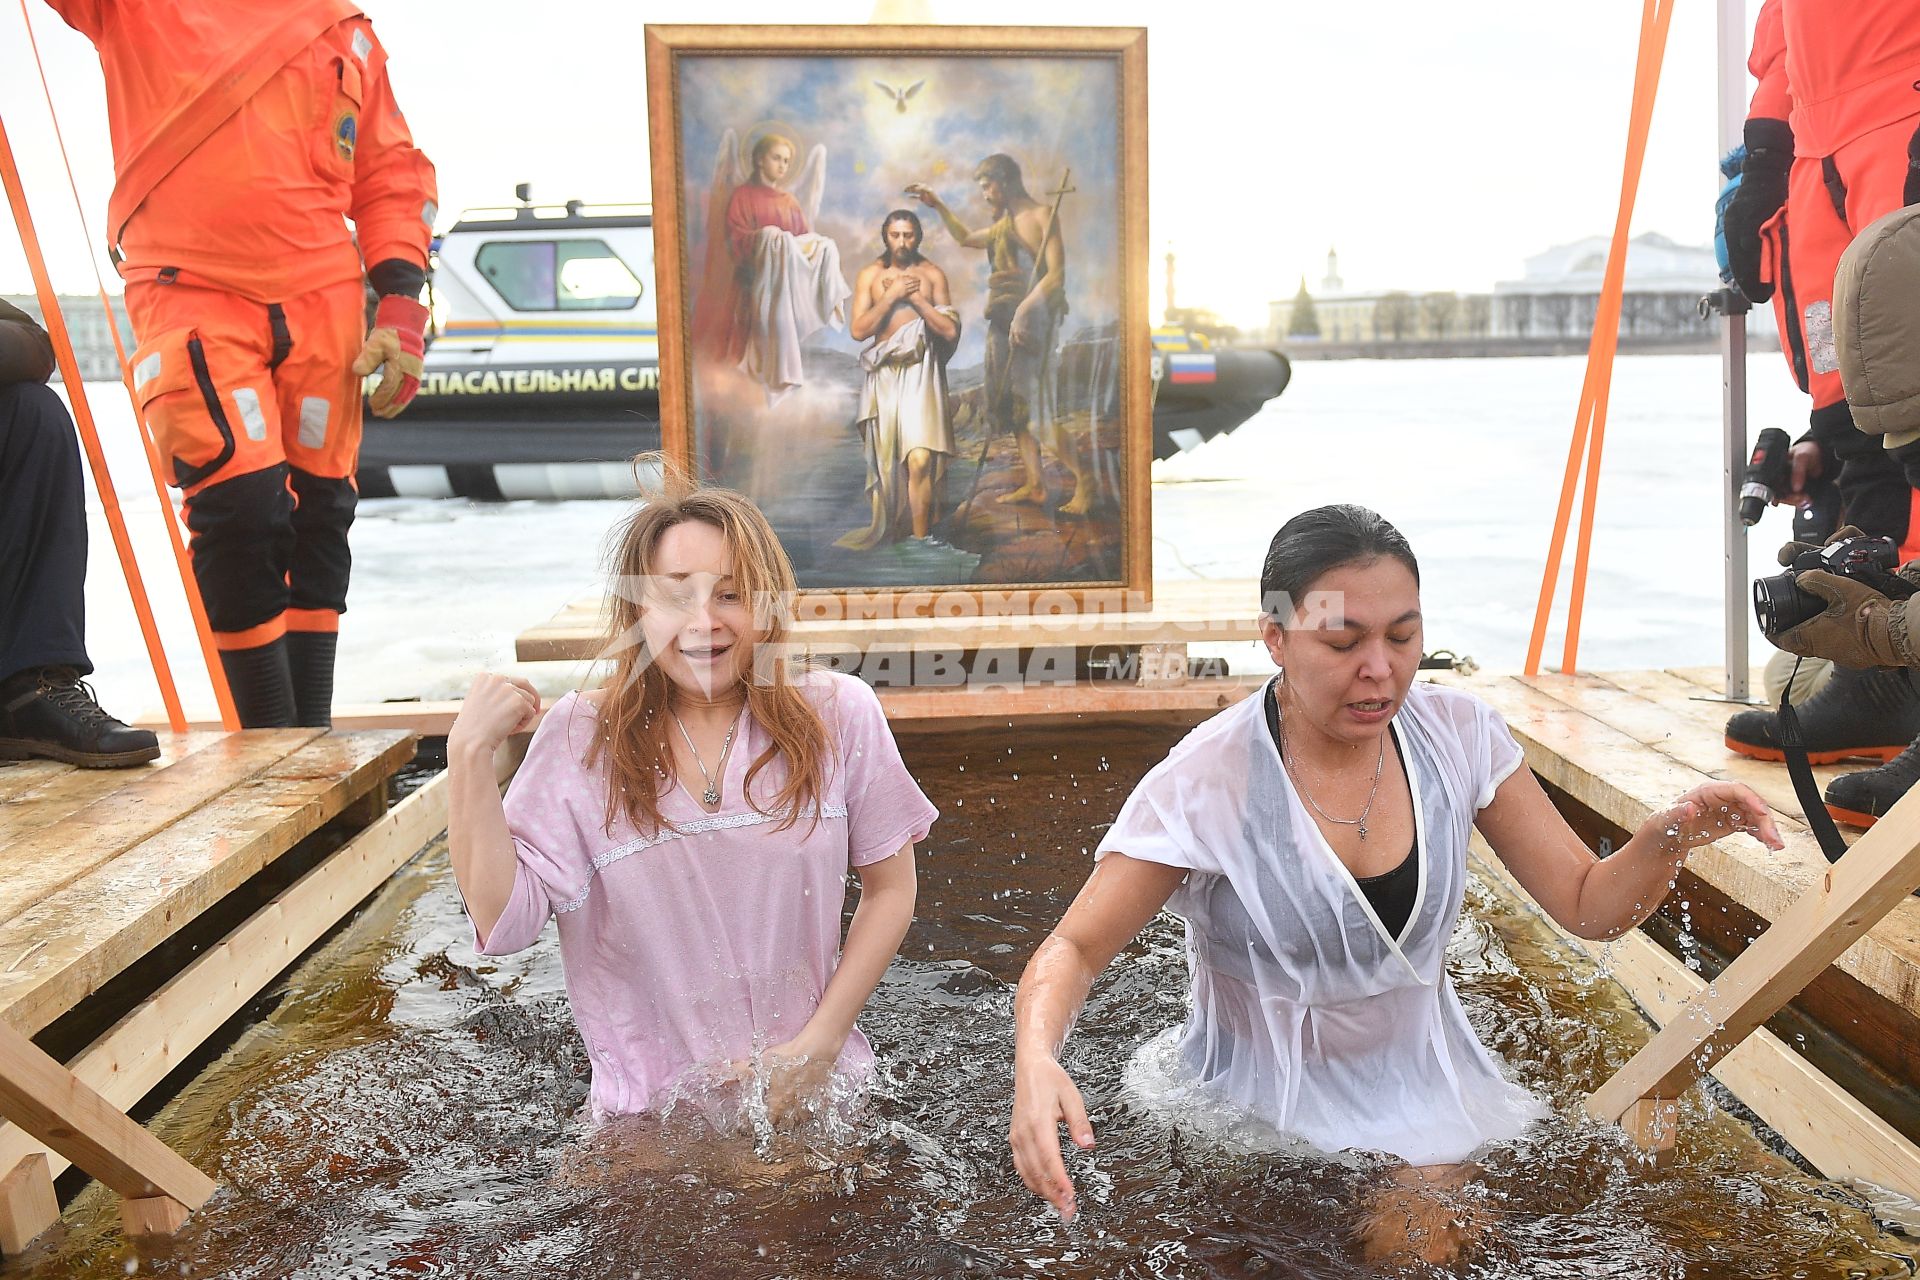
[973,153,1031,203]
[878,209,923,266]
[1259,504,1420,624]
[592,452,829,838]
[749,133,797,184]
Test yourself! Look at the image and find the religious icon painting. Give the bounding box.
[645,25,1150,603]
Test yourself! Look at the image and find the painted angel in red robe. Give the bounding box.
[690,129,848,400]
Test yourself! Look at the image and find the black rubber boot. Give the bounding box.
[285,630,337,729]
[1825,731,1920,829]
[0,667,160,768]
[1725,664,1920,763]
[218,639,296,729]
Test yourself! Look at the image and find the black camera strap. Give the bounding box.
[1777,658,1851,865]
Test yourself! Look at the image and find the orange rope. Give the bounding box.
[1526,0,1676,675]
[0,119,187,732]
[16,0,238,730]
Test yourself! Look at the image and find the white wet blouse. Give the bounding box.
[1096,679,1548,1166]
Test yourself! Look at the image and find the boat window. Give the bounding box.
[474,239,644,311]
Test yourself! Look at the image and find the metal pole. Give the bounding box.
[1719,0,1752,701]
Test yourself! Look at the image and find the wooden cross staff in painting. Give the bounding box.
[645,26,1151,605]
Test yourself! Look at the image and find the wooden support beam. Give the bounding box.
[119,1194,189,1238]
[1621,1098,1679,1161]
[1586,781,1920,1131]
[1472,839,1920,1198]
[0,1019,214,1220]
[339,781,391,828]
[1135,642,1189,688]
[0,1154,56,1255]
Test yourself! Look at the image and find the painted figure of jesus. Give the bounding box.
[908,154,1092,515]
[836,210,961,550]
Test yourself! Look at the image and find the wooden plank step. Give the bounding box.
[0,730,414,1036]
[515,579,1266,663]
[1451,671,1920,1021]
[0,730,319,933]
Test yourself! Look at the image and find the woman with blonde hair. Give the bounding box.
[447,459,933,1126]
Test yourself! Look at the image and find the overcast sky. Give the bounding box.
[3,0,1753,329]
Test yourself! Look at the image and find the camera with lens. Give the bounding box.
[1754,535,1919,640]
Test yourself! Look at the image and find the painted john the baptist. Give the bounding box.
[647,26,1149,595]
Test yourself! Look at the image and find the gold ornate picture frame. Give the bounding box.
[646,25,1151,611]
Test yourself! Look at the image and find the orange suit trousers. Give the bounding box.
[126,275,366,649]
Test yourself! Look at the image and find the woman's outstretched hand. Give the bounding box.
[1009,1054,1095,1222]
[1641,782,1785,856]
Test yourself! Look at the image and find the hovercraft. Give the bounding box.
[355,199,1291,500]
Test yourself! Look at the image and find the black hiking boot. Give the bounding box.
[1825,731,1920,829]
[0,667,161,768]
[1725,664,1920,764]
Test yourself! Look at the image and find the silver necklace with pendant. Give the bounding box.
[1277,699,1386,841]
[670,705,742,807]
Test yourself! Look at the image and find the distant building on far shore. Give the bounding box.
[3,293,135,382]
[1271,237,1777,356]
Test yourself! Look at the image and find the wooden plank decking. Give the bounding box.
[1444,666,1920,1070]
[0,729,416,1037]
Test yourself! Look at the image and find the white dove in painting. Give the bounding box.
[873,79,926,112]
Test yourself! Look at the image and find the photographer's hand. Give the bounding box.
[1777,524,1865,568]
[1776,571,1920,668]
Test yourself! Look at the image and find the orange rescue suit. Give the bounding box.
[1747,0,1920,554]
[1750,0,1920,410]
[49,0,435,302]
[49,0,437,726]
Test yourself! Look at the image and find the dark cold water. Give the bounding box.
[7,721,1915,1279]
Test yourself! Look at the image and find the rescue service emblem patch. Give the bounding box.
[333,111,358,163]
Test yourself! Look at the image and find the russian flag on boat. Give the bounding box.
[1167,353,1217,384]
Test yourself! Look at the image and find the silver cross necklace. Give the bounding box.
[669,705,743,807]
[1276,699,1386,841]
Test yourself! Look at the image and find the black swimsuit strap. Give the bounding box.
[1265,681,1420,940]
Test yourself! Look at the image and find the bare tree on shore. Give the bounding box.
[1374,291,1414,342]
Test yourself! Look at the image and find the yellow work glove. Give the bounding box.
[353,295,429,419]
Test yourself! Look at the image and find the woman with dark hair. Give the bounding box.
[1008,504,1782,1260]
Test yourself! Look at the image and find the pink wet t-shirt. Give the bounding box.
[471,669,937,1118]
